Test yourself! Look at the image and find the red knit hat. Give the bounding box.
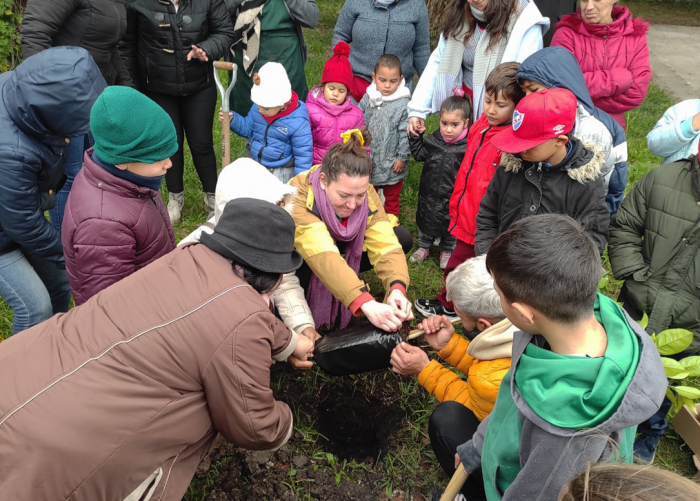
[322,42,355,94]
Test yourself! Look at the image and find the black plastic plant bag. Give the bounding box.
[312,323,408,376]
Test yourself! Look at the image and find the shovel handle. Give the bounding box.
[406,317,462,341]
[440,467,468,501]
[213,61,234,71]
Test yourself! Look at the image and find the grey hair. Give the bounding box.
[445,255,504,320]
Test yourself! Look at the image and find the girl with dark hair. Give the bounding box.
[407,0,548,128]
[289,129,414,332]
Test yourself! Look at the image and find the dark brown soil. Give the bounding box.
[188,364,416,501]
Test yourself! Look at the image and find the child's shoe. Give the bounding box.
[439,251,451,270]
[414,298,459,321]
[167,191,185,225]
[633,433,661,464]
[204,192,216,213]
[409,247,430,263]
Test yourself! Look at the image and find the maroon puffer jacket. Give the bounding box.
[62,149,175,304]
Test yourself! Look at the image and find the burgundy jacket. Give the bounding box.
[552,6,650,129]
[62,149,175,305]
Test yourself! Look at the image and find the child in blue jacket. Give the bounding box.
[222,62,312,182]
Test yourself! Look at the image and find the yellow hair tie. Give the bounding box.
[340,129,365,146]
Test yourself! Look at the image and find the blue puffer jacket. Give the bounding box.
[516,46,628,217]
[0,47,106,264]
[647,99,700,164]
[230,100,313,176]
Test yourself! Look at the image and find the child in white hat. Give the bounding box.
[220,62,313,183]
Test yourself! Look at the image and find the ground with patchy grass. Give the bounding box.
[1,0,699,499]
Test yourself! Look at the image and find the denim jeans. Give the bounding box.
[0,248,71,334]
[49,133,93,233]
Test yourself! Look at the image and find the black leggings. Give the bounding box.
[296,226,414,292]
[429,401,487,500]
[145,84,218,194]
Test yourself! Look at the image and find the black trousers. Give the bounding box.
[145,83,218,194]
[296,225,414,292]
[429,401,487,500]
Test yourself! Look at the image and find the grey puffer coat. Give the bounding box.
[21,0,132,86]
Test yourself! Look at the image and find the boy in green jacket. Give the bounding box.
[452,214,666,501]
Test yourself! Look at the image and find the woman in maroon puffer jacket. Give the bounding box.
[62,86,178,305]
[551,1,650,129]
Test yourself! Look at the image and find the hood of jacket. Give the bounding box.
[307,86,356,117]
[510,293,665,434]
[2,46,106,147]
[501,136,604,184]
[467,318,515,361]
[557,6,649,39]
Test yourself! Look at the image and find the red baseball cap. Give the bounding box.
[491,88,577,154]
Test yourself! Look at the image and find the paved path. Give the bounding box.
[647,25,700,102]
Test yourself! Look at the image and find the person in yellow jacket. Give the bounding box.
[289,129,414,332]
[390,255,514,495]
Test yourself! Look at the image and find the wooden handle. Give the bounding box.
[222,115,231,167]
[213,61,234,71]
[406,317,462,341]
[440,467,468,501]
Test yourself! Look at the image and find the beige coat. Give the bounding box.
[0,244,296,501]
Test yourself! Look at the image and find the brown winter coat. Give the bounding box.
[0,244,296,501]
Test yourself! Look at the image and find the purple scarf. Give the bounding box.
[307,168,369,329]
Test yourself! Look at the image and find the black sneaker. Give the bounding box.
[414,298,459,321]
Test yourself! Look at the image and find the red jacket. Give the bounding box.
[448,115,508,245]
[62,149,175,305]
[551,6,650,129]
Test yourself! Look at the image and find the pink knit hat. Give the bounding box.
[322,42,355,94]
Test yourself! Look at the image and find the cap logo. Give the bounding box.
[553,124,565,133]
[512,110,524,131]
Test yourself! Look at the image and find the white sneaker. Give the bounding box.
[409,247,430,263]
[204,192,216,213]
[167,191,184,225]
[439,251,452,270]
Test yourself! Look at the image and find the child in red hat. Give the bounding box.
[305,41,366,166]
[475,87,610,255]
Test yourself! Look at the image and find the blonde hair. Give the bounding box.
[559,463,700,501]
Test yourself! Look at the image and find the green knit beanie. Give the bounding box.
[91,86,178,165]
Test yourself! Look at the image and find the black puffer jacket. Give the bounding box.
[0,47,106,264]
[475,137,610,255]
[409,130,467,238]
[21,0,132,86]
[120,0,234,96]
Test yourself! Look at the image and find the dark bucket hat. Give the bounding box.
[200,198,303,274]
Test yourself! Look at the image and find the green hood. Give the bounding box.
[514,294,641,429]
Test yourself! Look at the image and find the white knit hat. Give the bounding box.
[250,62,292,108]
[214,158,297,224]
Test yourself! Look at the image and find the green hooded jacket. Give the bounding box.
[609,155,700,354]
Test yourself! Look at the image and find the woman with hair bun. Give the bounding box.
[289,129,414,332]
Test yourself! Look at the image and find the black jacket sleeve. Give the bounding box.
[197,0,236,62]
[20,0,78,58]
[575,178,610,256]
[474,167,505,255]
[408,132,427,163]
[118,3,139,86]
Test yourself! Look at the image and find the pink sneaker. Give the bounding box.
[409,247,430,263]
[439,251,452,269]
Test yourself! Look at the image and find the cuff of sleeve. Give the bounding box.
[456,440,482,474]
[680,117,698,138]
[417,359,443,389]
[270,409,294,451]
[389,283,406,296]
[293,323,315,336]
[272,329,298,363]
[349,292,374,315]
[437,333,461,360]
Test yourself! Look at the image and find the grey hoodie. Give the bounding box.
[457,309,666,501]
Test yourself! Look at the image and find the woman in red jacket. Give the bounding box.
[551,0,650,129]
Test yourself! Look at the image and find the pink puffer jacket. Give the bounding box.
[305,85,366,165]
[552,6,650,129]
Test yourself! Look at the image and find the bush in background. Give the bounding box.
[0,0,24,72]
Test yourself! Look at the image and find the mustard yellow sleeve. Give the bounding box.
[438,333,477,375]
[464,359,512,421]
[418,360,472,407]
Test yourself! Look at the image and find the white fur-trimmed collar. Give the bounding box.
[366,78,411,108]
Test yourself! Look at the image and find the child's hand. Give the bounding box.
[217,108,233,123]
[393,159,407,173]
[289,335,314,370]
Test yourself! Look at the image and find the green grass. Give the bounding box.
[1,0,699,495]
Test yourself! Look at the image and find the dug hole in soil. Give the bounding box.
[191,363,412,501]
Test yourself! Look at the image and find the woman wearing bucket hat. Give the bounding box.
[290,129,414,333]
[0,197,313,501]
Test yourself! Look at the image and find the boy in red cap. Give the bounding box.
[475,88,609,256]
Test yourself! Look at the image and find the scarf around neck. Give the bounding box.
[260,91,299,124]
[306,168,369,329]
[231,0,267,76]
[366,78,412,108]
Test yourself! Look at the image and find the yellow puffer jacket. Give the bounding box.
[289,165,409,308]
[418,318,515,421]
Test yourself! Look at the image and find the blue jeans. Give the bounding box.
[49,133,93,233]
[0,248,71,334]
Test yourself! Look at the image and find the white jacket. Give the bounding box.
[408,1,549,120]
[647,99,700,164]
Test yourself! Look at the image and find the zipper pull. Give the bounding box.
[537,162,542,173]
